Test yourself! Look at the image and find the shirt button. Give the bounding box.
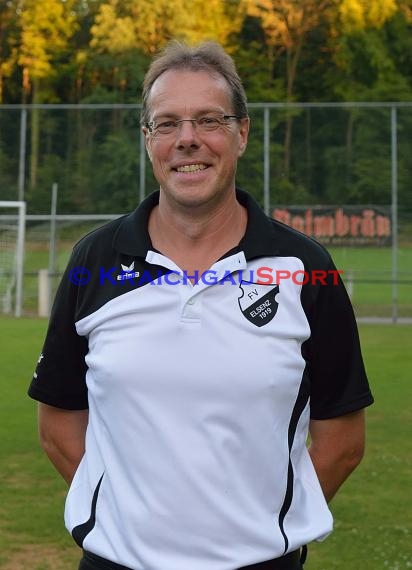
[187,298,195,305]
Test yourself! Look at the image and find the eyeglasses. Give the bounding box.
[145,115,242,136]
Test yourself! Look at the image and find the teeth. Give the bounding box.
[176,164,206,173]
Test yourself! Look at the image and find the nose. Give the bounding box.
[175,120,201,149]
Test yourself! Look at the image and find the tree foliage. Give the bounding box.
[0,0,412,213]
[244,0,335,99]
[90,0,243,56]
[2,0,411,105]
[16,0,78,99]
[338,0,397,31]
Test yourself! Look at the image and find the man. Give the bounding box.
[29,41,373,570]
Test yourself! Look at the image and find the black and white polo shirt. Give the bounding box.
[29,189,373,570]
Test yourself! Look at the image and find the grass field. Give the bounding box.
[0,317,411,569]
[329,247,412,318]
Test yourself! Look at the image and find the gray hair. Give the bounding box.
[141,40,248,125]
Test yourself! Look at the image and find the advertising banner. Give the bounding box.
[272,206,392,246]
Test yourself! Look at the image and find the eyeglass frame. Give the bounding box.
[144,114,245,136]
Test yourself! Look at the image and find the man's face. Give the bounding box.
[143,69,249,211]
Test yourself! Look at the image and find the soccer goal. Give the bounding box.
[0,201,26,317]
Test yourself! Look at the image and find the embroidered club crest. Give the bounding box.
[238,281,279,327]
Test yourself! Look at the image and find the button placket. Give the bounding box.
[181,289,202,321]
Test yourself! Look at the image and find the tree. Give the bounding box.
[243,0,336,177]
[0,1,20,103]
[17,0,78,102]
[90,0,244,57]
[328,2,412,207]
[245,0,335,100]
[338,0,397,31]
[15,0,78,190]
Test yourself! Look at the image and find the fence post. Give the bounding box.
[347,270,354,300]
[139,129,146,203]
[18,108,27,202]
[263,106,270,216]
[38,269,50,317]
[391,105,398,324]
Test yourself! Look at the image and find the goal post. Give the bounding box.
[0,200,26,317]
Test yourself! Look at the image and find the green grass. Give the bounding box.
[305,324,412,570]
[329,247,412,318]
[0,317,81,569]
[0,318,411,569]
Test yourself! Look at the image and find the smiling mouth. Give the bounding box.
[175,164,208,173]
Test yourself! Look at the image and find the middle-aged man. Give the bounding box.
[29,41,374,570]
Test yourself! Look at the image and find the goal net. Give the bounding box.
[0,201,25,317]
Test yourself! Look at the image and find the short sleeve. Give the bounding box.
[302,260,374,420]
[28,249,89,410]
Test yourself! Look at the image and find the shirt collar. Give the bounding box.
[113,188,279,259]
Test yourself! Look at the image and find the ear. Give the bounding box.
[237,117,250,157]
[142,127,153,162]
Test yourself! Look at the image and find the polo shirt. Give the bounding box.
[29,188,373,570]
